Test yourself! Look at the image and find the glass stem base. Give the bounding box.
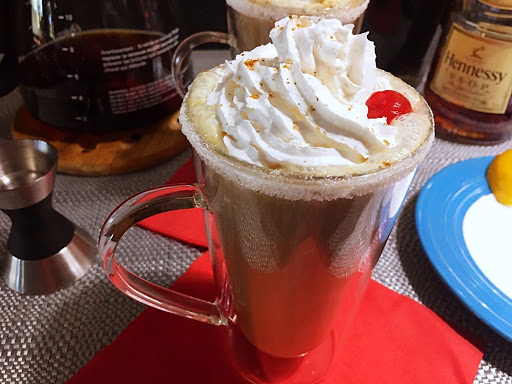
[224,324,336,384]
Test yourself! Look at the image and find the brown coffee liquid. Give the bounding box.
[203,168,392,358]
[19,29,182,131]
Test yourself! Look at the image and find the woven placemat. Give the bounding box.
[1,92,512,383]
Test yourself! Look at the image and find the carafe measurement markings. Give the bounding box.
[57,14,73,21]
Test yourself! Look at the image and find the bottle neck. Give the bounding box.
[457,0,512,38]
[476,0,512,10]
[462,0,512,15]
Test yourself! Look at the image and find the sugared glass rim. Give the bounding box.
[179,71,434,201]
[226,0,370,23]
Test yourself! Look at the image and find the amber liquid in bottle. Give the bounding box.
[424,1,512,144]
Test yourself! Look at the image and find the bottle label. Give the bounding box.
[479,0,512,10]
[430,23,512,114]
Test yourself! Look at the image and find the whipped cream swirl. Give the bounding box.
[207,16,395,169]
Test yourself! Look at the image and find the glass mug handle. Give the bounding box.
[172,31,236,98]
[99,184,227,326]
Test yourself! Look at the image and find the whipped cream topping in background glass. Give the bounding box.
[226,0,369,22]
[207,16,398,169]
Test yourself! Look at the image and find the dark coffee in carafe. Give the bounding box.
[19,29,183,131]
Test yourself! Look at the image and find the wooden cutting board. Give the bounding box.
[12,106,188,176]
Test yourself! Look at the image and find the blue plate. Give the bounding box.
[416,156,512,341]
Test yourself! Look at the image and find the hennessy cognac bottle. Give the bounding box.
[424,0,512,143]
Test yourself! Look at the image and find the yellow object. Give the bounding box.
[487,148,512,205]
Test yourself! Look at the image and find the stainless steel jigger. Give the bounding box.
[0,139,97,294]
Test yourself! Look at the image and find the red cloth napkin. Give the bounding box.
[68,159,484,384]
[139,158,208,248]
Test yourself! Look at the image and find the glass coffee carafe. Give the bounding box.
[0,0,190,132]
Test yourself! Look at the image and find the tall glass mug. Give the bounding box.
[226,0,369,52]
[99,89,434,382]
[172,0,369,98]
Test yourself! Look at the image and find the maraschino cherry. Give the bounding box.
[366,90,412,124]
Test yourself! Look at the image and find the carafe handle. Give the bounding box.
[172,32,235,98]
[99,184,227,326]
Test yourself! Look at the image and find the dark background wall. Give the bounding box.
[181,0,228,35]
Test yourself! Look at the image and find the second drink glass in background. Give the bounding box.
[172,0,369,97]
[226,0,369,52]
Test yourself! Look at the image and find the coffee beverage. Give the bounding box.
[195,163,409,357]
[227,0,369,52]
[181,16,433,357]
[19,29,183,131]
[98,15,434,383]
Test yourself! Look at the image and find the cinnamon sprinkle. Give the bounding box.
[244,59,258,71]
